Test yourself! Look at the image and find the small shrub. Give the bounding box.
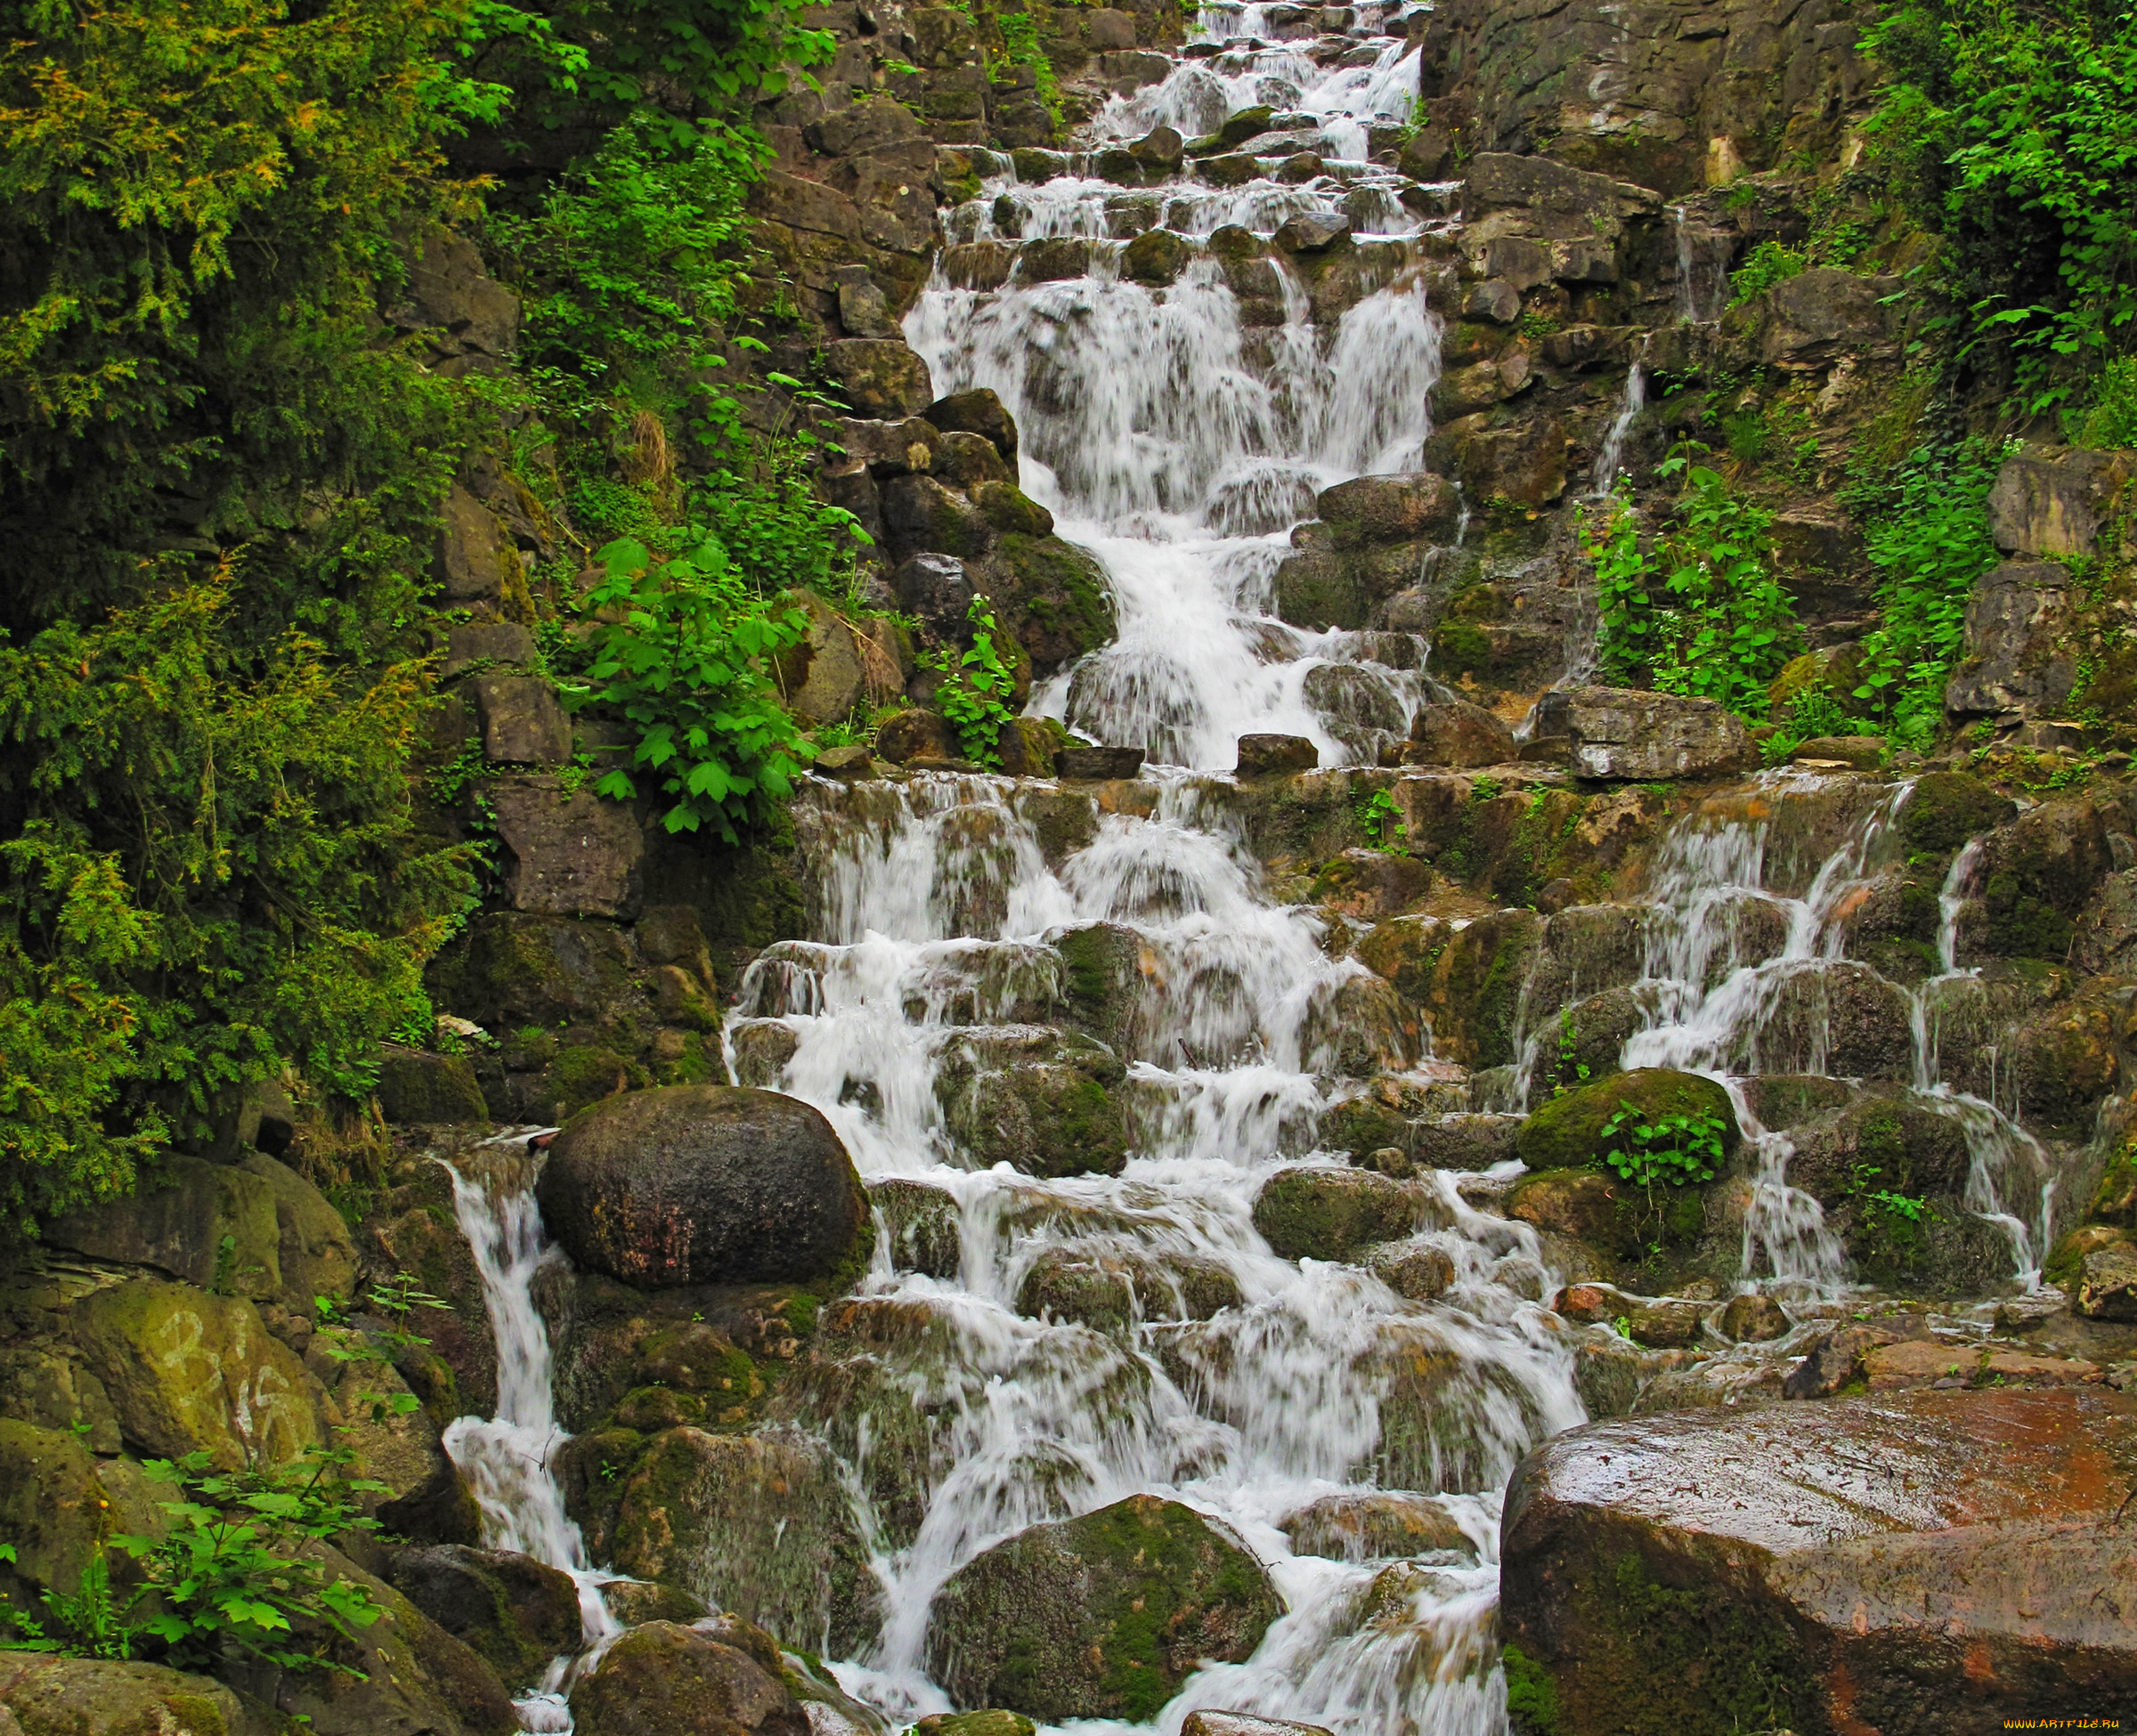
[567,533,814,839]
[1596,1101,1727,1188]
[925,597,1020,767]
[1727,239,1806,306]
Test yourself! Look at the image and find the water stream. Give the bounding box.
[435,12,2057,1731]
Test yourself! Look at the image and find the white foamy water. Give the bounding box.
[737,769,1582,1733]
[441,1139,622,1732]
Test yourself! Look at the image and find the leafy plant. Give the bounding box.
[925,597,1020,767]
[1357,788,1410,854]
[0,1542,136,1659]
[1727,239,1807,306]
[993,11,1062,129]
[567,534,815,839]
[1586,461,1799,718]
[2069,353,2137,446]
[111,1453,385,1675]
[1849,438,2006,747]
[1596,1102,1728,1188]
[1760,683,1859,765]
[1865,0,2137,411]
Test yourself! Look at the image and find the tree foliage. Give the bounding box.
[1867,0,2137,412]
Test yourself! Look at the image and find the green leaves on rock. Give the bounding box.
[569,535,815,839]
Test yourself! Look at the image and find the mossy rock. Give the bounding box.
[924,1495,1281,1722]
[1424,908,1546,1068]
[427,910,642,1031]
[936,1029,1129,1178]
[2091,1128,2137,1225]
[1053,921,1145,1051]
[378,1045,490,1124]
[1251,1166,1444,1262]
[983,531,1117,673]
[1514,1069,1739,1172]
[914,1715,1038,1736]
[606,1426,880,1658]
[0,1656,271,1736]
[870,1176,962,1278]
[69,1279,329,1469]
[1897,771,2014,855]
[387,1544,582,1689]
[540,1039,650,1122]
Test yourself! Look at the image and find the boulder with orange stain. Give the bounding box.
[1499,1387,2137,1734]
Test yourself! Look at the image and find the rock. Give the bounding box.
[442,620,535,677]
[1717,1294,1791,1342]
[1462,278,1520,323]
[875,707,956,765]
[435,483,517,602]
[599,1579,708,1626]
[71,1278,327,1467]
[1016,1246,1240,1332]
[927,389,1020,460]
[1252,1166,1447,1261]
[1987,446,2133,557]
[1789,734,1883,769]
[1945,561,2076,718]
[1057,745,1145,779]
[1500,1389,2137,1734]
[1314,472,1458,547]
[1411,1115,1522,1171]
[1514,1068,1739,1172]
[1533,686,1754,781]
[821,338,934,418]
[882,474,990,561]
[386,1545,581,1687]
[1273,212,1349,252]
[572,1621,807,1736]
[813,743,877,780]
[468,673,570,766]
[2076,1241,2137,1320]
[376,1046,490,1124]
[0,1656,272,1736]
[936,1028,1128,1178]
[1356,1226,1453,1295]
[980,531,1117,671]
[1182,1715,1334,1736]
[606,1427,878,1656]
[914,1716,1036,1736]
[1622,1299,1704,1349]
[1122,226,1189,285]
[1899,770,2015,854]
[488,775,646,919]
[1782,1321,1900,1399]
[871,1177,962,1278]
[1280,1489,1472,1562]
[273,1541,519,1736]
[1236,734,1319,776]
[1407,697,1515,767]
[535,1086,870,1290]
[1756,268,1902,369]
[925,1495,1282,1722]
[42,1152,355,1315]
[1308,848,1430,921]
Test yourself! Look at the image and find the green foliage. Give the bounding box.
[926,597,1020,767]
[2070,353,2137,445]
[1849,438,2005,747]
[692,439,873,603]
[0,1542,135,1659]
[1865,0,2137,410]
[1760,682,1861,764]
[1583,464,1800,718]
[1502,1641,1561,1734]
[1356,788,1410,854]
[484,116,766,426]
[111,1451,385,1675]
[1727,239,1807,306]
[993,12,1062,128]
[568,534,814,839]
[0,570,475,1237]
[1596,1101,1727,1188]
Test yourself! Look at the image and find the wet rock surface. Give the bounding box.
[1501,1389,2137,1733]
[536,1085,871,1289]
[926,1496,1283,1721]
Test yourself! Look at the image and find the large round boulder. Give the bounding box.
[572,1620,807,1736]
[925,1495,1281,1722]
[1513,1068,1740,1172]
[536,1086,869,1289]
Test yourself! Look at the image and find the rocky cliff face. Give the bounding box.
[10,2,2137,1734]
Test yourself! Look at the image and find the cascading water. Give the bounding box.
[442,1138,622,1733]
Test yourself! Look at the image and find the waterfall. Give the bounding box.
[441,1138,622,1734]
[746,768,1582,1730]
[1589,349,1646,498]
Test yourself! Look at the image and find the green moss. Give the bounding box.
[545,1043,649,1121]
[166,1696,228,1736]
[1897,770,2014,855]
[1502,1643,1559,1735]
[2092,1129,2137,1224]
[1589,1551,1810,1736]
[1515,1069,1739,1172]
[1433,620,1494,678]
[1983,868,2074,959]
